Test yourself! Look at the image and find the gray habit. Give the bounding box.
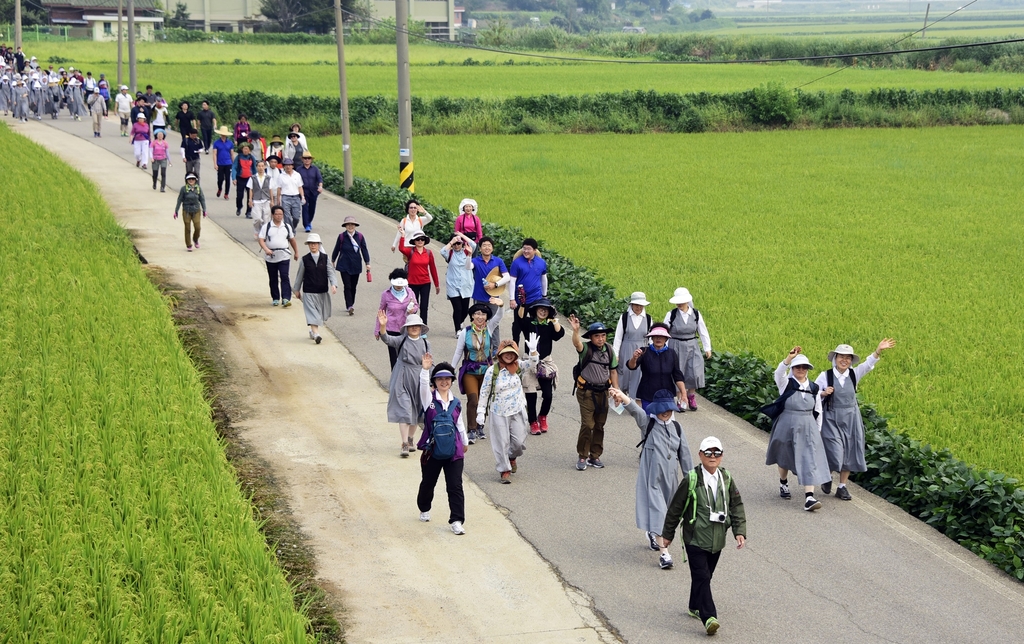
[381,333,429,424]
[616,313,648,398]
[667,310,705,389]
[820,370,867,473]
[765,387,831,486]
[625,401,693,534]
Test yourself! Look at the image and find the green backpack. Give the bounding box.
[681,467,731,526]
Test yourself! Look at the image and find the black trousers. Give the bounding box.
[301,192,319,229]
[512,306,528,345]
[386,330,402,369]
[265,260,291,302]
[201,127,212,151]
[417,453,465,524]
[217,166,231,195]
[410,282,432,324]
[525,377,555,423]
[235,181,251,215]
[340,271,359,310]
[685,544,722,623]
[448,295,471,332]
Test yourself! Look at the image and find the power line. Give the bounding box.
[341,5,1022,67]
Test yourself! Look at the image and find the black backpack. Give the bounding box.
[668,307,700,333]
[760,379,820,424]
[637,416,682,449]
[620,311,652,337]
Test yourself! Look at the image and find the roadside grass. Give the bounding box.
[311,127,1024,481]
[0,122,315,640]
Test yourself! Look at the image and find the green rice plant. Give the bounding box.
[0,122,314,641]
[311,127,1024,482]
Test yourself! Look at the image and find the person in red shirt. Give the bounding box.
[401,231,440,324]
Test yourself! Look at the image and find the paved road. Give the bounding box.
[36,114,1024,643]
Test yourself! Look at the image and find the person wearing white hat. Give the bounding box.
[477,337,540,483]
[113,85,132,135]
[12,78,28,121]
[376,310,431,457]
[660,435,746,637]
[665,287,712,411]
[814,339,896,500]
[375,268,421,370]
[763,347,830,511]
[454,198,483,243]
[130,113,151,168]
[43,77,60,119]
[294,233,338,344]
[65,76,85,120]
[613,291,653,399]
[0,73,10,116]
[417,354,470,534]
[28,73,42,120]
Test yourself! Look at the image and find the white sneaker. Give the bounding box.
[419,511,430,522]
[659,552,674,569]
[450,521,465,535]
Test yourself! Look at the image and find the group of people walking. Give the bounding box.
[1,57,107,134]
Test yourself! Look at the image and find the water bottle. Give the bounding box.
[366,268,372,283]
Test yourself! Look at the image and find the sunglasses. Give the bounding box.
[701,449,723,458]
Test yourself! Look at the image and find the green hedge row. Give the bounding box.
[318,164,626,325]
[704,351,1024,582]
[174,87,1024,137]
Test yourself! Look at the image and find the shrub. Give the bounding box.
[745,82,798,126]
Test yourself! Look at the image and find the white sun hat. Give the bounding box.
[789,354,814,370]
[305,233,323,245]
[629,291,650,306]
[402,313,429,335]
[827,344,861,366]
[669,287,693,305]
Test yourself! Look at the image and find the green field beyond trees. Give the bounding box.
[0,124,312,640]
[311,128,1024,481]
[29,41,1024,99]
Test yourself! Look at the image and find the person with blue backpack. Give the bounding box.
[417,354,470,535]
[660,436,746,637]
[610,387,693,571]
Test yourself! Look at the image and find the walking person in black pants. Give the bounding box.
[660,436,746,637]
[180,128,204,182]
[173,101,197,146]
[331,216,371,316]
[400,231,440,325]
[296,151,323,232]
[212,126,234,198]
[257,207,300,307]
[197,100,216,154]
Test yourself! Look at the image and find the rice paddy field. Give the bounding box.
[311,127,1024,481]
[26,41,1024,99]
[0,123,312,640]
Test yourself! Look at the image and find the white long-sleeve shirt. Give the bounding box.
[392,212,433,248]
[419,369,469,448]
[775,361,822,430]
[613,308,648,356]
[814,353,879,391]
[662,308,712,353]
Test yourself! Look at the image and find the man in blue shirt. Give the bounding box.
[471,236,510,351]
[212,127,235,199]
[509,237,548,345]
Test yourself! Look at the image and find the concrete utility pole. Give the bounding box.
[14,0,22,50]
[334,0,353,191]
[117,0,124,88]
[127,0,137,93]
[922,3,931,37]
[203,0,211,32]
[396,0,414,192]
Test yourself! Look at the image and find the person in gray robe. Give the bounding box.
[28,77,42,120]
[13,79,29,121]
[377,311,431,457]
[293,234,337,344]
[48,81,62,119]
[67,78,85,120]
[614,387,693,569]
[665,287,712,411]
[764,349,830,512]
[0,75,11,115]
[814,339,896,500]
[612,291,652,399]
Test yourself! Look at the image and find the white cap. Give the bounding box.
[120,84,128,90]
[699,436,723,452]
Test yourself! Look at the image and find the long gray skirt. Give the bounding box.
[820,404,867,473]
[765,396,831,486]
[669,338,705,389]
[302,291,331,326]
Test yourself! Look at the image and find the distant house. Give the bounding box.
[42,0,164,41]
[454,6,464,28]
[174,0,265,33]
[622,26,646,34]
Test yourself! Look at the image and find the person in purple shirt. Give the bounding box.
[471,236,510,350]
[374,268,421,369]
[509,237,548,345]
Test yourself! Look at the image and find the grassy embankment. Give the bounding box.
[311,127,1024,481]
[0,122,315,640]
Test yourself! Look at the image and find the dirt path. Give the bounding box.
[15,121,615,644]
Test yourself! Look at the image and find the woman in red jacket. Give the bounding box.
[401,231,440,325]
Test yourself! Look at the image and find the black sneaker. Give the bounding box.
[836,486,852,501]
[779,483,792,499]
[587,457,604,469]
[235,208,241,216]
[646,531,660,551]
[821,481,833,496]
[804,496,822,511]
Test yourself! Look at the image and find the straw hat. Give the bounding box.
[669,287,693,305]
[271,135,282,143]
[301,151,313,159]
[402,313,428,335]
[827,344,861,366]
[496,339,520,358]
[305,233,322,245]
[789,354,813,370]
[483,266,506,298]
[215,125,232,137]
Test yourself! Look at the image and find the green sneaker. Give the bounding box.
[688,609,701,620]
[705,617,719,636]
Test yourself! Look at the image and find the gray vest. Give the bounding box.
[829,370,859,409]
[250,174,272,202]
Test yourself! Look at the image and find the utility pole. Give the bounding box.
[117,0,124,88]
[14,0,22,50]
[921,3,931,37]
[334,0,354,191]
[396,0,414,193]
[127,0,137,93]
